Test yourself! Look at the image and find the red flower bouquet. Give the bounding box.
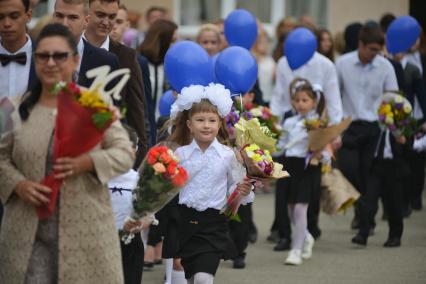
[121,145,188,243]
[38,82,120,219]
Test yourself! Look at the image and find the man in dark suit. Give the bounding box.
[53,0,119,88]
[84,0,147,166]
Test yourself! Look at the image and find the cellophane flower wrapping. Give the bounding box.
[120,144,188,244]
[38,82,119,219]
[378,93,416,137]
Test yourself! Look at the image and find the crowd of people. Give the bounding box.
[0,0,426,283]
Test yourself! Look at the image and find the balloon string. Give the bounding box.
[239,93,246,145]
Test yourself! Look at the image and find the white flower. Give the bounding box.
[250,107,263,117]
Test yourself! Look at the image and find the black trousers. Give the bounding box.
[358,161,404,240]
[271,155,291,239]
[229,203,251,257]
[405,148,425,208]
[338,121,381,195]
[120,232,144,284]
[307,164,322,236]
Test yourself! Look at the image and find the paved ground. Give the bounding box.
[143,191,426,284]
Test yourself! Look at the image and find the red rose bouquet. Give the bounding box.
[121,145,188,244]
[38,82,120,219]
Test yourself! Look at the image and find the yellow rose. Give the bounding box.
[252,153,263,162]
[385,116,394,125]
[403,103,412,114]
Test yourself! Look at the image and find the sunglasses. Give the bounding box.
[34,51,77,64]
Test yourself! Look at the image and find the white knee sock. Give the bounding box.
[192,272,214,284]
[171,269,186,284]
[164,258,173,284]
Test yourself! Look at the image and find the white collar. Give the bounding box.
[0,34,32,55]
[82,32,110,51]
[187,138,224,158]
[400,56,408,69]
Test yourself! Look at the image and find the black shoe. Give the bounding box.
[233,256,246,269]
[273,238,291,251]
[351,234,367,246]
[384,238,401,247]
[267,230,280,243]
[143,261,154,271]
[153,259,163,265]
[351,217,360,230]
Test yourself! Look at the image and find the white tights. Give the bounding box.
[288,203,309,250]
[187,272,214,284]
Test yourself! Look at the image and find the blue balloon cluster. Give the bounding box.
[224,9,258,50]
[215,46,258,95]
[284,27,317,70]
[386,16,420,54]
[164,41,213,92]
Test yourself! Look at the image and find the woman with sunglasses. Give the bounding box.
[0,23,134,283]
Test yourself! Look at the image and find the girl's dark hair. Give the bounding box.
[138,19,178,65]
[19,23,78,121]
[289,77,325,115]
[167,99,229,146]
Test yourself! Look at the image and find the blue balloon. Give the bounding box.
[209,54,219,83]
[215,46,258,94]
[159,90,175,117]
[224,9,258,50]
[164,41,213,92]
[386,16,420,54]
[284,27,317,70]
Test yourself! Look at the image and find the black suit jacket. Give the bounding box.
[78,40,120,88]
[403,62,426,120]
[109,40,147,167]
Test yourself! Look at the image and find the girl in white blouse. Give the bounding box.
[280,78,328,266]
[163,84,255,284]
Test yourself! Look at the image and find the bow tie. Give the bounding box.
[0,52,27,66]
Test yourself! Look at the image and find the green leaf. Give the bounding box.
[92,112,112,129]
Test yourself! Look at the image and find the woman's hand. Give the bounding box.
[15,180,51,207]
[53,154,94,179]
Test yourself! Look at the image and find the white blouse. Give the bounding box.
[176,138,254,212]
[108,169,139,230]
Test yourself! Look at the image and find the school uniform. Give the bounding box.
[108,170,144,284]
[356,131,411,243]
[279,113,323,204]
[163,138,254,279]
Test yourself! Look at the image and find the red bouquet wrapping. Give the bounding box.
[38,82,119,219]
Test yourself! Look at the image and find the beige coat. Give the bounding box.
[0,102,135,284]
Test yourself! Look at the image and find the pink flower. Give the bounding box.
[153,162,166,174]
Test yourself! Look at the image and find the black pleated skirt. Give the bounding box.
[163,204,236,279]
[282,157,321,204]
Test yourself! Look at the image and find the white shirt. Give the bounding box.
[258,56,276,103]
[176,138,254,212]
[108,169,139,230]
[148,63,165,120]
[280,114,309,158]
[82,33,110,51]
[76,37,85,74]
[0,36,32,98]
[336,51,398,122]
[270,52,343,124]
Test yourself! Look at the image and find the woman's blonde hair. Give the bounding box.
[167,99,229,146]
[196,24,221,44]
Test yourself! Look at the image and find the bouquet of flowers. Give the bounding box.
[220,144,289,220]
[38,82,121,219]
[378,93,415,137]
[120,145,188,244]
[241,103,282,138]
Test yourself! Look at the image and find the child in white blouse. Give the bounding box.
[164,85,255,284]
[280,78,328,266]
